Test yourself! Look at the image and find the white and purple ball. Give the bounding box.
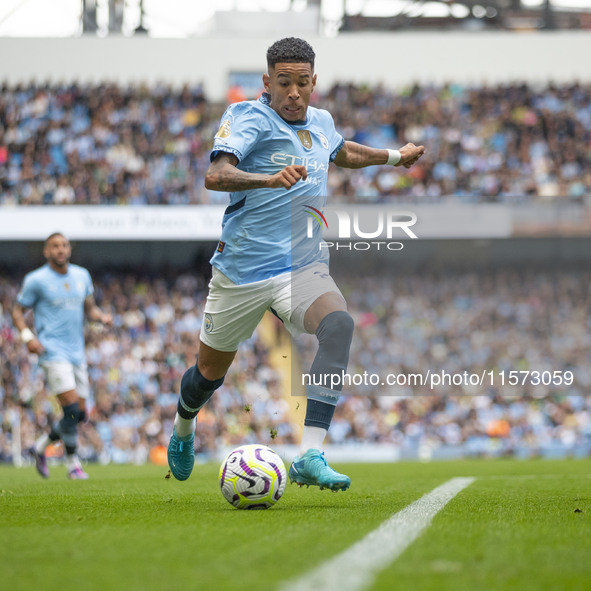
[219,444,287,510]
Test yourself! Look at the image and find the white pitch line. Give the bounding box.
[280,477,475,591]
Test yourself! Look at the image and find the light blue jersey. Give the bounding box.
[17,263,94,364]
[210,93,344,285]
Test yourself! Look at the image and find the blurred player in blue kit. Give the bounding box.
[168,37,425,489]
[12,233,112,479]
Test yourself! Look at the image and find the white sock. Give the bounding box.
[299,426,328,454]
[174,414,196,438]
[35,433,51,455]
[65,454,79,471]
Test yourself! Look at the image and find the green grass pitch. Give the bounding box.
[1,459,590,591]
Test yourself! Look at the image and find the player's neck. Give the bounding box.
[48,262,69,275]
[281,116,307,125]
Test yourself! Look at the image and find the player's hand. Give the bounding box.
[267,165,308,189]
[27,338,44,356]
[396,143,425,168]
[100,312,113,326]
[78,400,88,424]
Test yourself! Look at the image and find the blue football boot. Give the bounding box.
[289,449,351,491]
[167,427,195,481]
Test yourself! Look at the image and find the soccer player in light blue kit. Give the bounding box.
[168,38,425,490]
[12,233,112,479]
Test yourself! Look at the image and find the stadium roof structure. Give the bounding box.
[0,0,590,37]
[340,0,591,31]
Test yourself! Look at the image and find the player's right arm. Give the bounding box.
[11,302,44,355]
[205,152,307,192]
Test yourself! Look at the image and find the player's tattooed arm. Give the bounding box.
[334,141,425,169]
[205,152,307,191]
[84,295,113,326]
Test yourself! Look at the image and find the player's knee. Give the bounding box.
[179,362,225,418]
[316,310,354,348]
[181,362,225,400]
[58,402,80,434]
[197,353,232,382]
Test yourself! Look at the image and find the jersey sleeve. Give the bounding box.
[16,273,39,308]
[84,268,94,298]
[323,111,345,162]
[211,102,262,163]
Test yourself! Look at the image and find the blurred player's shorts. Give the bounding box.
[41,361,90,398]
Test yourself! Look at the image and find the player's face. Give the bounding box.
[44,235,71,270]
[263,62,316,123]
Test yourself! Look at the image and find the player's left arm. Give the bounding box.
[333,141,425,169]
[84,295,113,326]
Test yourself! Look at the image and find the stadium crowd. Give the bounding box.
[310,267,591,458]
[1,266,590,465]
[1,80,590,205]
[0,270,295,465]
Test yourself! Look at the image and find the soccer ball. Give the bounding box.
[219,444,287,510]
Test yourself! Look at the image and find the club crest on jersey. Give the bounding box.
[215,119,232,139]
[297,130,313,150]
[204,313,214,333]
[318,132,329,150]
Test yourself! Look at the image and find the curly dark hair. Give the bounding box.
[45,232,66,246]
[266,37,315,70]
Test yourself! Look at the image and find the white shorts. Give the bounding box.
[200,263,343,352]
[41,361,90,399]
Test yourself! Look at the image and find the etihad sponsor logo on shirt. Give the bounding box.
[215,119,232,139]
[270,153,328,175]
[52,296,85,310]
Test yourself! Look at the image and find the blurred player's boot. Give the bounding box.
[31,447,49,479]
[67,458,89,480]
[289,449,350,491]
[167,427,195,481]
[68,466,89,480]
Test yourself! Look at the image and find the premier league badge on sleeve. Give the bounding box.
[215,120,232,139]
